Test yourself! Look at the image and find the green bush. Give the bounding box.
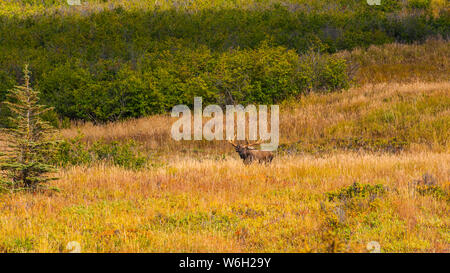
[33,44,352,122]
[52,136,147,169]
[408,0,431,10]
[89,140,147,169]
[416,185,449,201]
[52,134,91,166]
[412,173,450,202]
[326,182,387,202]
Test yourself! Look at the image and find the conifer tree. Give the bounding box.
[0,65,58,192]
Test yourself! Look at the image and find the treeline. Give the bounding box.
[0,0,448,124]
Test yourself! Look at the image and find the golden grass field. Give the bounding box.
[0,77,449,252]
[0,152,448,252]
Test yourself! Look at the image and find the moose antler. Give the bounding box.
[228,133,266,149]
[247,138,264,147]
[227,133,237,147]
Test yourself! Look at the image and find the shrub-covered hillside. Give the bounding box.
[0,0,448,124]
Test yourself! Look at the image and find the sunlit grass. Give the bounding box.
[0,152,448,252]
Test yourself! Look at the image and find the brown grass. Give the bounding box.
[0,152,448,252]
[339,37,450,84]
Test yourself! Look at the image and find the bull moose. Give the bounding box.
[228,136,274,165]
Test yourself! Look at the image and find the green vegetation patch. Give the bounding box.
[412,173,450,202]
[0,0,448,123]
[52,135,148,169]
[326,182,387,202]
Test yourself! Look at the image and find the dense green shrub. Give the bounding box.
[0,1,447,123]
[326,182,387,202]
[52,134,91,166]
[52,136,147,169]
[33,44,352,122]
[89,140,147,169]
[408,0,430,10]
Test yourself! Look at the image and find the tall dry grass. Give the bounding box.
[339,37,450,84]
[0,152,448,252]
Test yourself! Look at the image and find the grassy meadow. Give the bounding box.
[1,79,449,253]
[0,1,449,253]
[0,152,448,253]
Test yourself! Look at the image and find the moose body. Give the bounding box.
[229,137,274,165]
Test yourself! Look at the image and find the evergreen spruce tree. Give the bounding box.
[0,65,58,192]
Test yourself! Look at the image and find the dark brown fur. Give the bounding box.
[228,137,274,165]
